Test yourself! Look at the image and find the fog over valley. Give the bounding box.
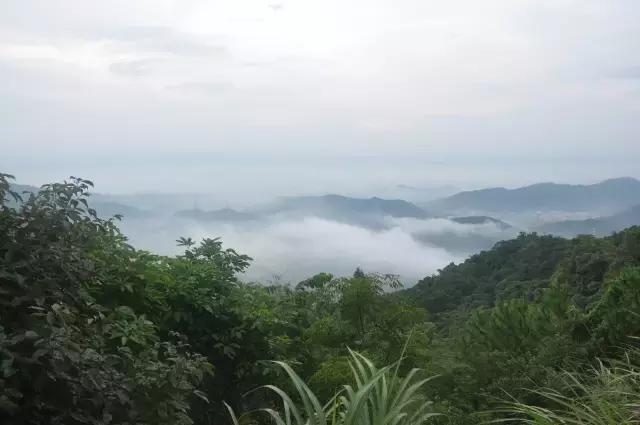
[3,0,639,283]
[11,176,640,284]
[78,187,520,283]
[119,215,468,283]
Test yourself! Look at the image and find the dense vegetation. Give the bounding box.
[2,174,640,424]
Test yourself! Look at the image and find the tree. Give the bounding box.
[0,175,210,425]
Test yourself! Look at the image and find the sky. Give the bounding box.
[2,0,640,195]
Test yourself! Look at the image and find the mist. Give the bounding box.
[3,0,640,284]
[116,212,516,284]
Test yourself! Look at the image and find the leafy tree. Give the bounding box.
[296,272,334,291]
[0,175,210,425]
[588,267,640,351]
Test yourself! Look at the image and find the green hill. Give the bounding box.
[406,226,640,321]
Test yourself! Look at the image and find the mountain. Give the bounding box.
[412,231,513,256]
[9,183,39,194]
[91,201,150,219]
[174,195,430,227]
[384,184,459,202]
[175,208,259,222]
[101,193,224,213]
[273,194,428,217]
[537,204,640,237]
[412,216,516,255]
[406,232,572,318]
[451,216,512,230]
[426,177,640,214]
[8,182,149,219]
[267,194,429,228]
[405,226,640,326]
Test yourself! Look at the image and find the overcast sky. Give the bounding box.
[2,0,639,195]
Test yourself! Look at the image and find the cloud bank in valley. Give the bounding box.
[118,214,514,284]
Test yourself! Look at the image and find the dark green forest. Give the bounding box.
[2,174,640,424]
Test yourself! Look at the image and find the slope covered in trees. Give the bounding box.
[2,174,640,425]
[408,233,571,317]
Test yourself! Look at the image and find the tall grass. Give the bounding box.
[225,348,439,425]
[492,348,640,424]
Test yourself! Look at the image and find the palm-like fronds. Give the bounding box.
[226,349,439,425]
[491,350,640,424]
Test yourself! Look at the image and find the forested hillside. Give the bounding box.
[2,174,640,425]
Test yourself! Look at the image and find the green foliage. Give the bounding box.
[405,227,640,422]
[308,356,354,400]
[0,175,293,424]
[227,349,440,425]
[4,173,640,425]
[297,272,334,291]
[588,267,640,350]
[496,347,640,424]
[464,286,572,353]
[0,175,210,425]
[408,233,571,322]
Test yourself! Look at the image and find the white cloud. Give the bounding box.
[1,0,639,192]
[118,215,463,283]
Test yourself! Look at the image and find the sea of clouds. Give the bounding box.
[118,213,515,285]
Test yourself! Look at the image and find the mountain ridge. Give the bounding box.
[426,177,640,214]
[537,204,640,237]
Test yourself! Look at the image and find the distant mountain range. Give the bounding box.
[11,177,640,243]
[536,204,640,237]
[10,183,39,194]
[268,194,430,229]
[384,184,459,203]
[172,196,517,256]
[8,183,150,219]
[426,177,640,214]
[269,194,429,219]
[451,216,512,230]
[175,208,259,222]
[175,194,431,229]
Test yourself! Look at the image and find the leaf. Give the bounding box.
[193,390,209,404]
